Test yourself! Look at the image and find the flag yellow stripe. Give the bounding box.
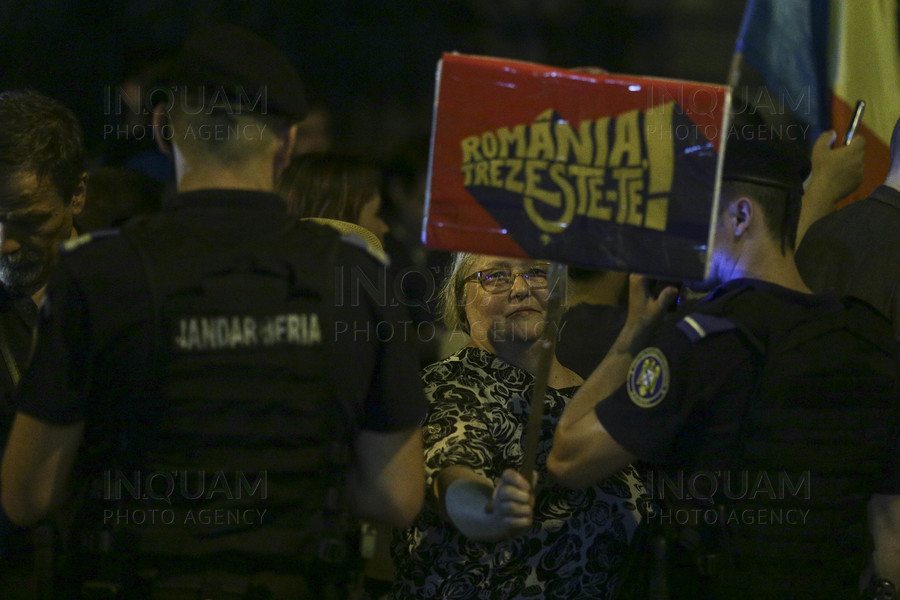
[830,0,900,145]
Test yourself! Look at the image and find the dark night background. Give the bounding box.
[0,0,747,164]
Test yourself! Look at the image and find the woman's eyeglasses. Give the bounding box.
[464,264,550,294]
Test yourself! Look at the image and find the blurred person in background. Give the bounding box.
[278,151,389,244]
[0,87,87,599]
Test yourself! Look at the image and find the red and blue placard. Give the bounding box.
[423,53,732,281]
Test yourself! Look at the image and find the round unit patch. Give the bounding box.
[627,347,670,408]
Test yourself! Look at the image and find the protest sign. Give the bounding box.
[424,53,732,281]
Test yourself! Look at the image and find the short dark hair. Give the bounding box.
[166,99,290,165]
[162,23,302,164]
[720,134,809,254]
[0,89,85,202]
[277,152,382,223]
[720,179,801,253]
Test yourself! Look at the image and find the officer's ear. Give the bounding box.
[731,197,753,238]
[69,172,87,216]
[152,104,174,158]
[274,123,298,175]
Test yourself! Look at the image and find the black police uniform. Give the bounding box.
[596,278,900,600]
[14,189,427,597]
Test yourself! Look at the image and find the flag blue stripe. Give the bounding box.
[736,0,831,135]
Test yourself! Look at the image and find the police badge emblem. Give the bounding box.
[627,347,669,408]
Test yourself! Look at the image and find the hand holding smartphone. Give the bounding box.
[844,100,866,145]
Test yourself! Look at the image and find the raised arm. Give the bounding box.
[796,129,866,247]
[548,275,676,487]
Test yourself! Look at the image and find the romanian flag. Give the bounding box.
[733,0,900,206]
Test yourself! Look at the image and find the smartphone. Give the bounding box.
[844,100,866,145]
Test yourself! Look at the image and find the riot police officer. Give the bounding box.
[548,135,900,599]
[1,23,426,599]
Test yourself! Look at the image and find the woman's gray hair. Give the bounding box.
[438,252,479,333]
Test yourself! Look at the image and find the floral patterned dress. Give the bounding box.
[392,347,647,600]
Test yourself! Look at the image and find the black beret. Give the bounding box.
[168,23,308,120]
[722,132,811,192]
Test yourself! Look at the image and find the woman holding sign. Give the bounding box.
[392,253,646,599]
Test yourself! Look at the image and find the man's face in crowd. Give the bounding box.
[0,171,84,295]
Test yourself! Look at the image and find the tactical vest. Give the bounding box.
[76,214,358,594]
[663,286,900,599]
